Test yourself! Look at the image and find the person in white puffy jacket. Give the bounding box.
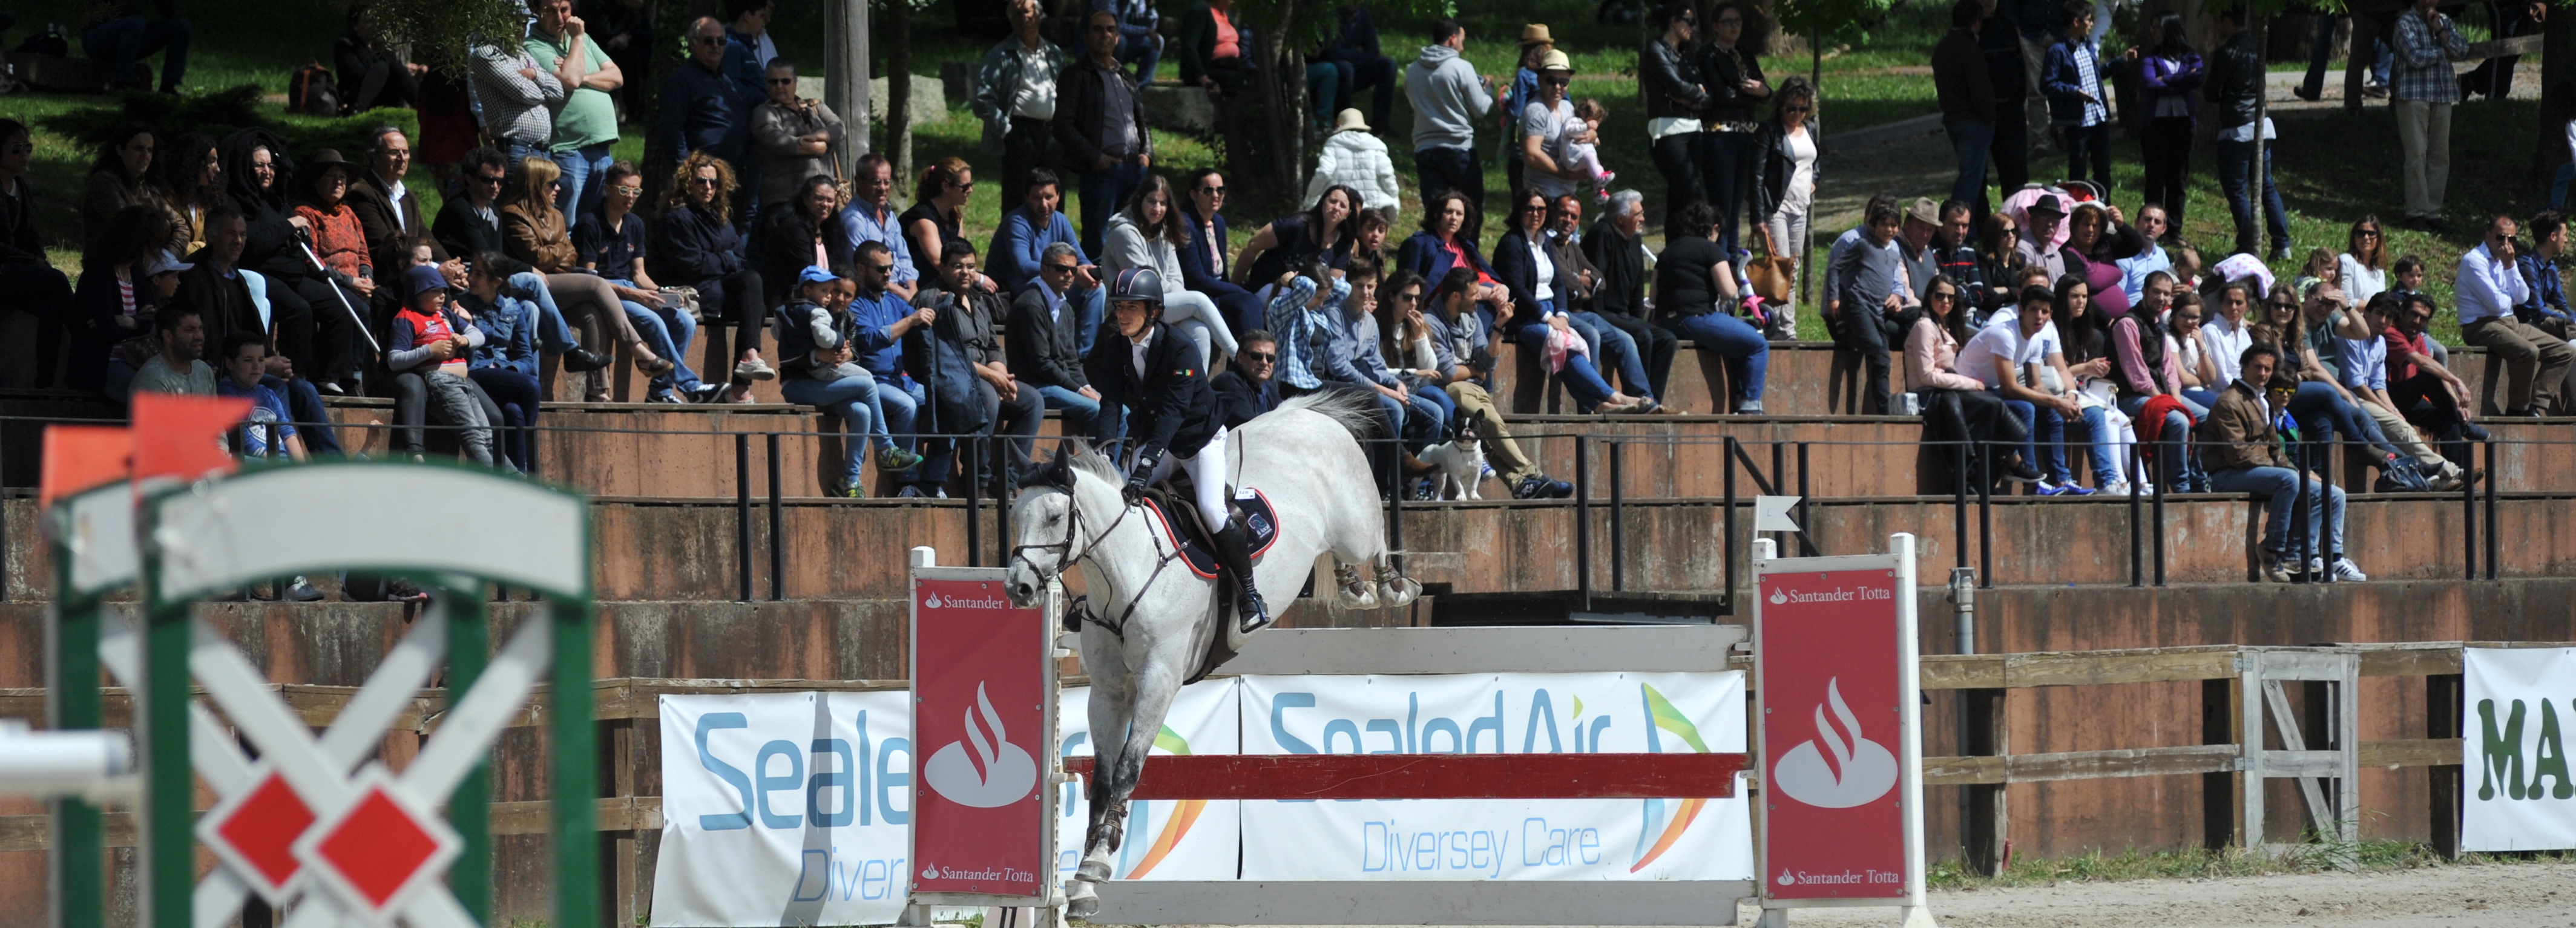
[1304,108,1403,228]
[1102,173,1241,365]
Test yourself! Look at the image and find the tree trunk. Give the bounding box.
[1258,0,1305,200]
[888,0,914,205]
[2252,14,2268,255]
[2531,3,2576,192]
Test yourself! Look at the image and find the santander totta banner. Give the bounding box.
[1756,563,1908,900]
[910,573,1054,903]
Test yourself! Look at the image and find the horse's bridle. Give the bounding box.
[1008,486,1177,639]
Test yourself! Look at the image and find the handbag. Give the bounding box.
[1746,255,1795,304]
[659,286,704,322]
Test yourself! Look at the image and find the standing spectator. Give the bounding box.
[1699,0,1772,263]
[990,169,1090,299]
[973,0,1066,212]
[2133,15,2201,235]
[2205,5,2290,260]
[581,0,655,117]
[775,264,923,496]
[467,39,564,169]
[1642,3,1709,240]
[2006,0,2060,158]
[1177,0,1254,96]
[291,151,377,392]
[500,155,675,401]
[335,5,424,112]
[1239,185,1362,289]
[758,174,854,306]
[2339,216,2390,306]
[1,119,73,386]
[527,0,626,217]
[455,254,544,471]
[652,152,775,394]
[724,0,777,73]
[1319,4,1399,134]
[1978,0,2031,195]
[1057,10,1154,262]
[1585,191,1678,400]
[904,158,979,281]
[838,154,920,301]
[2459,215,2574,415]
[2390,0,2467,232]
[1516,51,1590,206]
[1092,0,1162,83]
[81,0,190,95]
[1828,198,1910,414]
[2041,1,2111,192]
[1308,109,1405,228]
[660,18,758,188]
[131,296,212,397]
[1103,175,1239,365]
[1405,19,1499,219]
[2204,344,2362,583]
[1657,201,1770,413]
[1179,169,1267,334]
[2295,10,2392,102]
[1908,273,2040,483]
[912,244,1043,496]
[578,163,712,403]
[1750,79,1819,336]
[1010,241,1109,434]
[1211,328,1281,426]
[82,125,168,253]
[751,59,846,209]
[344,127,429,292]
[1934,0,1997,218]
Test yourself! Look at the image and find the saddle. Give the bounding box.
[1134,476,1280,684]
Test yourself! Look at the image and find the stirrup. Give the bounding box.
[1236,592,1273,634]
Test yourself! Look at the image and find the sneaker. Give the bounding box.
[876,445,925,471]
[2034,480,2070,495]
[2060,483,2097,496]
[1735,399,1764,414]
[2260,552,2297,583]
[2332,557,2368,582]
[735,357,778,381]
[647,392,686,404]
[896,485,927,499]
[2101,480,2131,497]
[2003,460,2044,483]
[1513,475,1574,500]
[1480,461,1496,481]
[287,577,325,602]
[1410,480,1439,502]
[832,481,867,498]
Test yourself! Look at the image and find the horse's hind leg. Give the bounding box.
[1374,550,1421,607]
[1333,561,1379,609]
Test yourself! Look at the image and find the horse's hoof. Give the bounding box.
[1379,578,1420,607]
[1340,587,1379,610]
[1065,880,1101,919]
[1076,858,1114,883]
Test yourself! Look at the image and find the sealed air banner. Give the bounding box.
[2463,647,2576,851]
[1235,672,1752,881]
[650,690,918,927]
[1055,681,1242,883]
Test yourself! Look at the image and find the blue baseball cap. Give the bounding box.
[798,265,842,286]
[406,264,449,298]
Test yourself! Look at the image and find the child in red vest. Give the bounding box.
[390,265,497,466]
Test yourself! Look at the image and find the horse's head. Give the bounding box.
[1005,442,1121,607]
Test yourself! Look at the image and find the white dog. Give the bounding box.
[1419,420,1488,500]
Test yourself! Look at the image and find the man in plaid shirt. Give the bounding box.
[2391,0,2469,232]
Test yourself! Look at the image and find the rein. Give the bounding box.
[1009,485,1181,639]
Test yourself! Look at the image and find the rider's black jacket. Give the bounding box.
[1087,320,1220,457]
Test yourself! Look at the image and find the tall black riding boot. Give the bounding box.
[1213,524,1272,633]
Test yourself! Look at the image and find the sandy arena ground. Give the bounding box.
[1727,860,2576,927]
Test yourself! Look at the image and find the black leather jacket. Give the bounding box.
[1699,41,1767,125]
[2203,29,2262,131]
[1749,115,1822,222]
[1640,38,1710,123]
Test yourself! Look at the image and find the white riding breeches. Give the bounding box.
[1143,425,1230,531]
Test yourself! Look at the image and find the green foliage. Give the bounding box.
[34,85,419,162]
[1774,0,1899,45]
[358,0,530,74]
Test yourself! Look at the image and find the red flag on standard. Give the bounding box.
[39,425,134,510]
[130,392,254,486]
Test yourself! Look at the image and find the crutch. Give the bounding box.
[295,234,384,355]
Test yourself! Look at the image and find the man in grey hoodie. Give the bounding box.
[1404,18,1497,222]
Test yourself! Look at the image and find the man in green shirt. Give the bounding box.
[525,0,625,217]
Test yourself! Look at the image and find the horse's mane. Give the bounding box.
[1053,439,1125,487]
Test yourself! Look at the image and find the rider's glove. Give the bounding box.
[1125,445,1162,504]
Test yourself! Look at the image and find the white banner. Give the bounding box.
[1236,672,1752,881]
[651,691,917,927]
[1055,680,1243,883]
[2463,647,2576,851]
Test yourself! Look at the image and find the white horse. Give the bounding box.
[1004,391,1418,917]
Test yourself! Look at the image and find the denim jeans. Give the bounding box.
[1572,311,1651,400]
[470,367,542,472]
[2059,404,2123,488]
[1946,118,1994,215]
[1413,146,1484,220]
[784,373,899,486]
[2119,394,2207,488]
[82,15,189,91]
[1038,384,1103,437]
[2287,381,2401,461]
[608,279,703,396]
[507,272,582,354]
[1399,385,1448,451]
[550,142,617,218]
[1078,160,1148,261]
[1999,395,2042,472]
[1512,322,1618,408]
[2209,465,2344,556]
[2217,137,2289,256]
[1115,33,1162,85]
[1660,311,1770,407]
[1699,131,1758,260]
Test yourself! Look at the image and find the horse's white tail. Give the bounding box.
[1277,389,1384,446]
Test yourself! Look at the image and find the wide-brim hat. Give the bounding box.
[1518,24,1555,47]
[1905,197,1940,226]
[2025,194,2066,218]
[1538,49,1572,72]
[1332,108,1370,134]
[303,148,359,180]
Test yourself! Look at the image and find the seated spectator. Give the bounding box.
[1307,109,1404,228]
[1177,0,1254,96]
[217,131,340,392]
[902,158,983,283]
[217,332,306,460]
[774,264,924,497]
[177,205,341,456]
[433,148,513,263]
[2385,292,2489,469]
[83,125,175,253]
[1009,240,1112,428]
[2108,270,2206,493]
[1971,212,2026,317]
[159,132,222,257]
[0,119,77,387]
[2061,201,2146,318]
[73,208,178,397]
[2457,215,2575,416]
[2116,203,2177,304]
[455,253,545,472]
[130,289,209,397]
[1398,189,1510,325]
[2253,283,2411,478]
[466,41,565,168]
[345,128,431,294]
[1957,285,2066,491]
[81,1,191,95]
[1826,197,1911,414]
[1093,0,1162,83]
[1408,267,1571,498]
[1551,193,1668,406]
[1337,258,1454,495]
[1240,184,1362,291]
[2168,290,2220,407]
[1211,328,1282,426]
[1493,188,1649,414]
[990,168,1090,300]
[1351,210,1393,272]
[1585,191,1677,399]
[2038,274,2119,495]
[1103,174,1238,365]
[2339,292,2468,490]
[761,174,858,307]
[579,161,714,402]
[387,265,498,466]
[1177,169,1268,334]
[2204,342,2364,582]
[335,5,425,112]
[838,154,919,301]
[2014,193,2071,281]
[912,243,1044,497]
[1317,5,1399,134]
[2517,211,2575,339]
[1908,274,2039,485]
[750,57,846,209]
[840,244,938,495]
[1656,202,1769,414]
[499,155,675,400]
[651,152,775,391]
[291,150,385,391]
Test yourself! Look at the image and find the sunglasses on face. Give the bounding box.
[1782,105,1812,114]
[694,35,726,45]
[475,173,505,185]
[1045,263,1079,273]
[951,180,976,191]
[1543,76,1571,87]
[689,177,720,187]
[868,263,895,275]
[767,77,796,85]
[1197,186,1227,197]
[1241,351,1276,363]
[2359,229,2382,238]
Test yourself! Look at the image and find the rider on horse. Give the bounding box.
[1086,267,1273,634]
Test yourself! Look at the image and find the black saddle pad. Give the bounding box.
[1140,487,1280,579]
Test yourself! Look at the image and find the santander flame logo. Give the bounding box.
[1769,678,1898,809]
[923,682,1040,808]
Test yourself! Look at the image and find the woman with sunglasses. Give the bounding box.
[903,158,979,283]
[1907,273,2036,487]
[652,152,775,396]
[1494,187,1652,413]
[1749,76,1819,336]
[501,156,675,401]
[2250,281,2410,471]
[1641,2,1709,241]
[1698,0,1771,262]
[1105,174,1239,365]
[2338,215,2390,305]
